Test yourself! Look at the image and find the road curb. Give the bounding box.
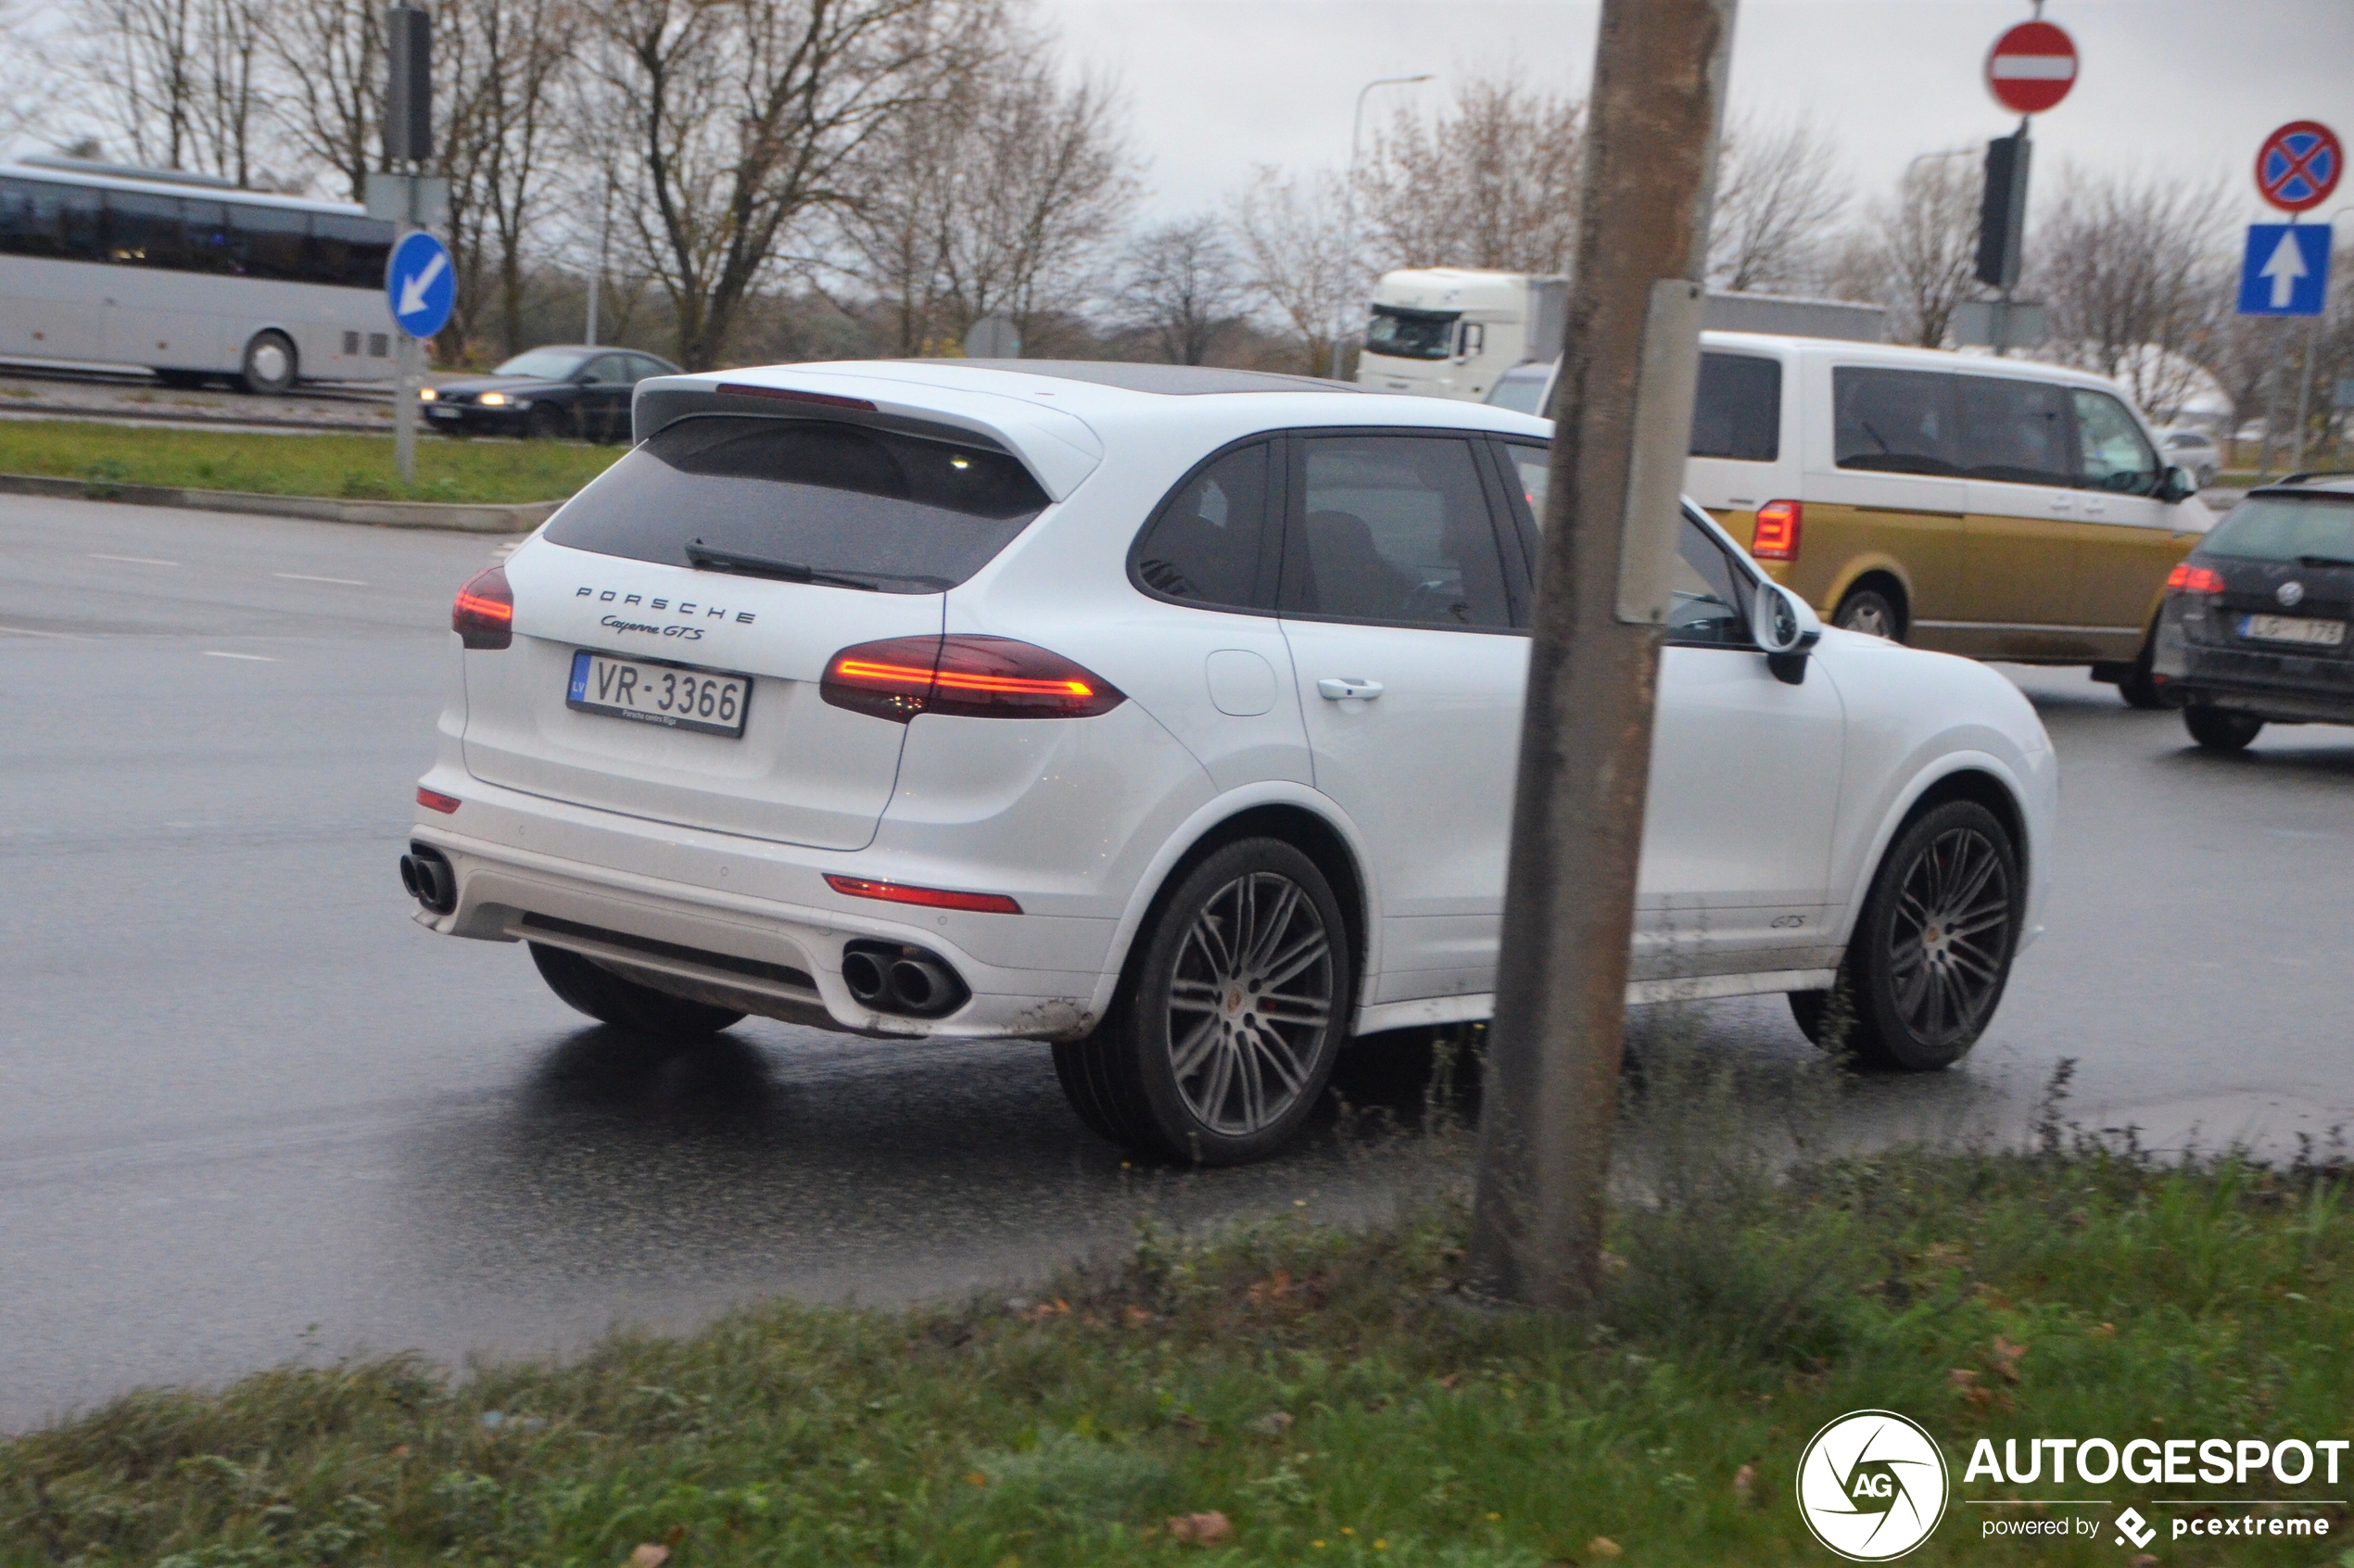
[0,471,558,534]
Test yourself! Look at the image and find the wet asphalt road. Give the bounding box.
[4,495,2350,1431]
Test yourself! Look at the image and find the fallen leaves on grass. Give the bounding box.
[1585,1536,1623,1560]
[1990,1335,2029,1383]
[1167,1510,1233,1545]
[1732,1463,1756,1504]
[629,1546,670,1568]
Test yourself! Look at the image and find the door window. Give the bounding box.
[1284,436,1513,629]
[1691,352,1781,461]
[1130,442,1274,611]
[627,354,673,382]
[1665,513,1755,647]
[1955,374,2074,486]
[2070,390,2159,495]
[583,354,630,384]
[1833,367,1961,475]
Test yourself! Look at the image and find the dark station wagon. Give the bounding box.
[2153,472,2354,751]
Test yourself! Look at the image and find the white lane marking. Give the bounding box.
[273,572,369,586]
[202,651,276,661]
[92,553,179,566]
[0,625,92,639]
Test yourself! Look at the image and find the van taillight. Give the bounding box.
[453,564,513,650]
[2167,563,2225,595]
[1751,500,1801,561]
[821,635,1125,723]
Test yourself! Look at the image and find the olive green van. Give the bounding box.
[1681,333,2212,705]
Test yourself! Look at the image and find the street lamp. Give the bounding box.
[1329,73,1436,381]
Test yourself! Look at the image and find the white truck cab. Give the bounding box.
[1354,268,1568,403]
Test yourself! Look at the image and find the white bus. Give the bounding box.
[0,156,399,392]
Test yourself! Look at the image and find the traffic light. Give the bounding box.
[384,6,433,165]
[1976,132,2031,291]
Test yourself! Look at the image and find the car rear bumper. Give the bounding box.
[407,774,1120,1042]
[2154,609,2354,722]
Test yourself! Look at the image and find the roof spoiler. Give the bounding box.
[2274,469,2354,487]
[629,373,1103,500]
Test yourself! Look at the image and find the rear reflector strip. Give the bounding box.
[824,874,1022,915]
[416,787,462,814]
[715,383,880,412]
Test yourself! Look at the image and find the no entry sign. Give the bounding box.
[1986,20,2078,116]
[2254,120,2341,214]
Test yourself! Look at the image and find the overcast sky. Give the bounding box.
[1042,0,2354,227]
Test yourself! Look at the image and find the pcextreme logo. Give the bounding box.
[1796,1410,1951,1561]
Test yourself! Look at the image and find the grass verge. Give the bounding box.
[0,420,620,505]
[2,1054,2348,1567]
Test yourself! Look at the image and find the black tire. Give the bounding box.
[1839,800,2020,1072]
[238,330,297,395]
[1833,584,1905,642]
[2183,705,2263,752]
[526,402,572,441]
[2117,623,2167,710]
[1052,838,1352,1165]
[529,942,744,1041]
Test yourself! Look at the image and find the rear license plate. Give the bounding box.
[567,651,751,737]
[2239,613,2348,648]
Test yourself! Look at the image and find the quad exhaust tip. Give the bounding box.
[842,940,967,1018]
[400,844,457,916]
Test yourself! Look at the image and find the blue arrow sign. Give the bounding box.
[386,230,455,338]
[2237,223,2329,317]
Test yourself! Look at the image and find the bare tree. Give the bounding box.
[435,0,581,358]
[84,0,272,183]
[1119,214,1245,364]
[1355,74,1583,275]
[2030,165,2232,423]
[591,0,1003,371]
[1865,149,1981,347]
[1229,164,1352,374]
[1706,113,1850,293]
[267,0,378,198]
[833,33,1136,359]
[0,0,67,154]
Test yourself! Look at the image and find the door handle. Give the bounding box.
[1317,677,1384,702]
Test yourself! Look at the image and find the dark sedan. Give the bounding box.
[420,346,681,442]
[2152,472,2354,752]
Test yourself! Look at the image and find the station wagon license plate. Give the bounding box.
[2238,613,2348,649]
[567,651,751,737]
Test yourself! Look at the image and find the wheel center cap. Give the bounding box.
[1225,987,1244,1015]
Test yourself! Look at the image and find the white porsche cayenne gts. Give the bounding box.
[405,360,2057,1164]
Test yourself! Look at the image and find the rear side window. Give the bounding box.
[1283,435,1513,629]
[105,191,191,268]
[1131,442,1273,611]
[2071,389,2159,495]
[545,414,1049,593]
[1690,352,1780,461]
[1834,367,1960,475]
[2201,496,2354,563]
[1955,374,2073,486]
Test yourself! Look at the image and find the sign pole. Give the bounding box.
[2292,311,2320,471]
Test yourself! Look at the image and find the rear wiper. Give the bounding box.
[683,539,879,590]
[2296,554,2354,569]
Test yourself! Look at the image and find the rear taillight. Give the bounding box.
[1751,499,1802,561]
[453,564,513,650]
[2167,563,2225,595]
[821,635,1125,723]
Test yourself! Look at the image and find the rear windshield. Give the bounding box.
[544,415,1049,592]
[2201,494,2354,563]
[1690,352,1780,461]
[1486,367,1549,415]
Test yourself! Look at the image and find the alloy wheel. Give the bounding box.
[1166,871,1335,1137]
[1885,826,2012,1048]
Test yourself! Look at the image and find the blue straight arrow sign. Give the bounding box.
[2237,223,2330,316]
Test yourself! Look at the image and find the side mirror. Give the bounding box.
[1751,579,1823,686]
[2156,464,2196,505]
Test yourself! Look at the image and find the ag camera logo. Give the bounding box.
[1796,1410,1950,1561]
